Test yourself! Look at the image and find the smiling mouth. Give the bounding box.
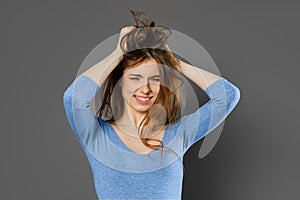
[134,95,153,104]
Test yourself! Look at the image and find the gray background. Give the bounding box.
[1,0,299,199]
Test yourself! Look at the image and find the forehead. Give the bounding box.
[124,58,160,75]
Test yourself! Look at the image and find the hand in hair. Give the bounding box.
[116,26,136,53]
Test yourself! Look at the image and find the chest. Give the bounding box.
[110,123,165,154]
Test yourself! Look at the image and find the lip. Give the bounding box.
[134,95,153,105]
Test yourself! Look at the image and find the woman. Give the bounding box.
[63,11,240,200]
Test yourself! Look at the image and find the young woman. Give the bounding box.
[63,11,240,200]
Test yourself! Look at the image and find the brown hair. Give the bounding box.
[96,10,185,172]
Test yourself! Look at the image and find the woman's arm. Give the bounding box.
[180,76,241,151]
[172,55,240,151]
[164,43,221,90]
[81,26,136,87]
[63,75,102,149]
[62,26,136,150]
[179,59,222,91]
[81,49,123,87]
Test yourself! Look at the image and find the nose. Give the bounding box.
[139,81,151,94]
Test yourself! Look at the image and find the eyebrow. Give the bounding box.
[128,74,160,78]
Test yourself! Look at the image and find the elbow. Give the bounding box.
[63,86,90,110]
[226,84,241,114]
[63,89,90,112]
[63,84,73,104]
[231,85,241,106]
[63,88,73,110]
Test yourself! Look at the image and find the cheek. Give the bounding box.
[127,85,139,93]
[122,80,137,93]
[152,84,160,94]
[121,85,137,99]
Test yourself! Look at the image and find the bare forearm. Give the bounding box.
[179,60,222,91]
[81,49,123,87]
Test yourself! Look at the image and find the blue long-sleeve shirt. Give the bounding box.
[63,74,240,200]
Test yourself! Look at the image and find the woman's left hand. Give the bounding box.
[116,26,136,53]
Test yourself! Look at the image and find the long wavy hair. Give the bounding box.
[96,11,185,170]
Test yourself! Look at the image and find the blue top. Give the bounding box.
[63,74,240,199]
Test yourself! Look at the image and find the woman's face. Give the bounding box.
[121,58,161,114]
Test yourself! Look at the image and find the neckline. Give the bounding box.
[104,120,169,155]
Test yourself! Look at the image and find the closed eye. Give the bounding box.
[129,77,140,80]
[150,78,160,82]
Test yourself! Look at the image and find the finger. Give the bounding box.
[121,26,133,34]
[125,26,136,32]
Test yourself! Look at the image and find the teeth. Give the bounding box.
[137,97,150,102]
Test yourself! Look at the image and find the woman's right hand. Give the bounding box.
[115,26,136,53]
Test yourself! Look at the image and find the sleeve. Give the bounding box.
[181,77,241,151]
[62,74,102,149]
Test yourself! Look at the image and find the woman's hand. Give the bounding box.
[115,26,136,53]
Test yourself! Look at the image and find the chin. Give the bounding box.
[133,104,153,113]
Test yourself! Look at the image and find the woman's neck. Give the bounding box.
[111,107,146,138]
[118,106,146,128]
